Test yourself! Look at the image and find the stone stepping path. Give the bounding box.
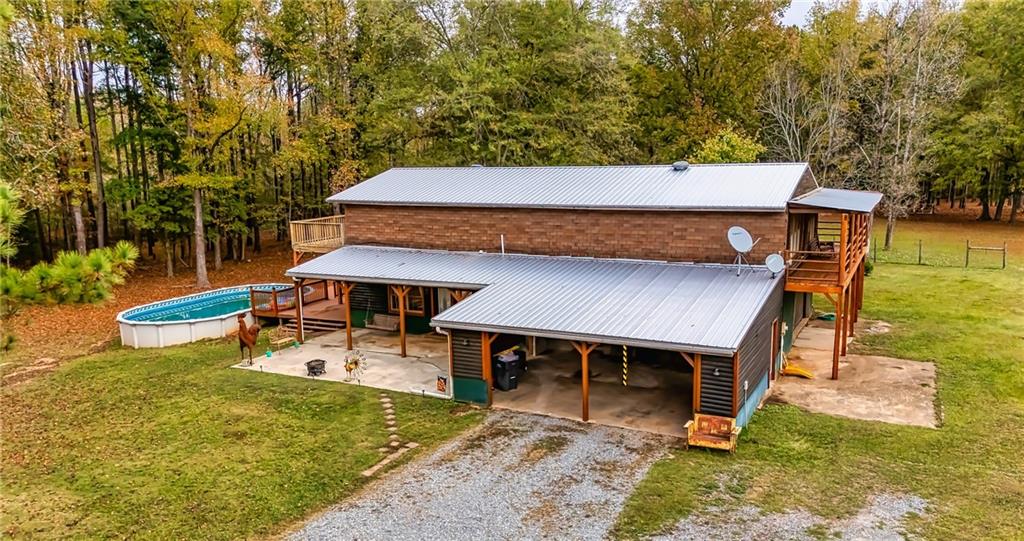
[363,393,419,477]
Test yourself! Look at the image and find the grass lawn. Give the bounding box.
[0,338,483,539]
[613,220,1024,539]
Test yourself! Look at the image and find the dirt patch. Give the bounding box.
[522,434,570,464]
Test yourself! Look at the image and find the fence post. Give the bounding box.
[1003,242,1007,270]
[918,239,922,265]
[873,239,877,263]
[965,239,970,268]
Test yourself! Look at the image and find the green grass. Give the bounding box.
[0,338,483,539]
[613,221,1024,540]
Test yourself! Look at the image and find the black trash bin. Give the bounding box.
[492,350,525,391]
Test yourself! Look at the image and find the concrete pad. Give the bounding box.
[233,328,450,396]
[775,321,938,428]
[493,347,692,438]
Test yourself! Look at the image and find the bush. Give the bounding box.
[864,258,874,276]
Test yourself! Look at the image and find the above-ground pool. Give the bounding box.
[117,284,292,348]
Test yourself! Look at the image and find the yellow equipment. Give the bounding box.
[781,354,814,379]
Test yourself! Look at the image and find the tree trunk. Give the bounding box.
[79,40,106,247]
[1010,189,1021,225]
[884,208,896,251]
[979,169,992,221]
[193,189,211,288]
[72,202,87,254]
[214,230,223,271]
[165,234,174,278]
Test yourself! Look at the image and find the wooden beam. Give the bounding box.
[481,331,498,405]
[841,285,852,356]
[732,351,740,417]
[340,281,354,350]
[450,289,469,303]
[832,289,843,380]
[692,353,702,414]
[390,285,410,357]
[679,351,695,368]
[294,278,305,344]
[571,341,598,422]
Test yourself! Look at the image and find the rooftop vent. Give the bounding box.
[470,163,484,167]
[672,160,690,171]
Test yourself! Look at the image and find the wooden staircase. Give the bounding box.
[281,316,346,334]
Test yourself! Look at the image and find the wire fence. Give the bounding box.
[870,235,1009,269]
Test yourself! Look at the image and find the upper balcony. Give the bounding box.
[289,215,344,264]
[785,212,871,293]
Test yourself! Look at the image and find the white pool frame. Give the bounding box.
[117,284,286,349]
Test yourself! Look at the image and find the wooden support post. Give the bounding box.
[294,278,305,344]
[839,213,848,285]
[391,285,410,357]
[340,281,354,350]
[692,353,702,414]
[481,331,499,405]
[842,286,852,354]
[571,341,598,422]
[732,351,740,417]
[832,291,843,380]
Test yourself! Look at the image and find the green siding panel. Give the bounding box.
[453,377,489,405]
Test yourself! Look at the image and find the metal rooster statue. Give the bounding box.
[237,312,261,365]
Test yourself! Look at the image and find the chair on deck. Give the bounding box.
[684,413,741,453]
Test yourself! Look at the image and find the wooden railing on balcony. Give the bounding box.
[250,280,329,318]
[785,213,870,292]
[289,215,344,255]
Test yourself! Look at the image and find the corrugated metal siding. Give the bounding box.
[451,329,483,379]
[736,279,785,414]
[700,355,734,416]
[288,246,784,355]
[328,164,810,211]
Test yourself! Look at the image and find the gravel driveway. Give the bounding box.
[290,410,671,541]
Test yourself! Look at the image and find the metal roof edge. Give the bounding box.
[428,320,737,357]
[326,199,788,212]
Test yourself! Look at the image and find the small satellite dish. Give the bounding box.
[728,226,754,253]
[765,253,785,276]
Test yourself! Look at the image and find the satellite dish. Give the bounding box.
[727,226,754,253]
[765,253,786,276]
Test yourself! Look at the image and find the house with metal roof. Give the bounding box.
[280,162,881,436]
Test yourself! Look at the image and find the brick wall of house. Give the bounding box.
[343,204,788,264]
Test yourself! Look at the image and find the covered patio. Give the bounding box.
[286,245,785,434]
[234,328,450,396]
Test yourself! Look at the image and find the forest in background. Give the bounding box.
[1,0,1022,289]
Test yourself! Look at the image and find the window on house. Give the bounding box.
[388,286,425,316]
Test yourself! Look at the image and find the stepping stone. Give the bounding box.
[389,440,402,448]
[384,408,395,415]
[388,434,400,442]
[379,397,392,404]
[385,414,396,421]
[386,426,398,432]
[377,447,389,453]
[404,442,420,449]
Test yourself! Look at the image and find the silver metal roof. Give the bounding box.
[287,246,783,355]
[327,163,811,211]
[789,187,882,213]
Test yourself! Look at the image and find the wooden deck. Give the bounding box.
[276,299,345,322]
[290,215,344,264]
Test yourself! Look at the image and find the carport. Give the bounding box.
[287,245,785,434]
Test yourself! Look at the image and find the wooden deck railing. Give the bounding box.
[250,280,329,318]
[786,213,871,290]
[289,215,344,254]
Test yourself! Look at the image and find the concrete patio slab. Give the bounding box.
[234,328,451,397]
[773,322,938,428]
[493,345,692,438]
